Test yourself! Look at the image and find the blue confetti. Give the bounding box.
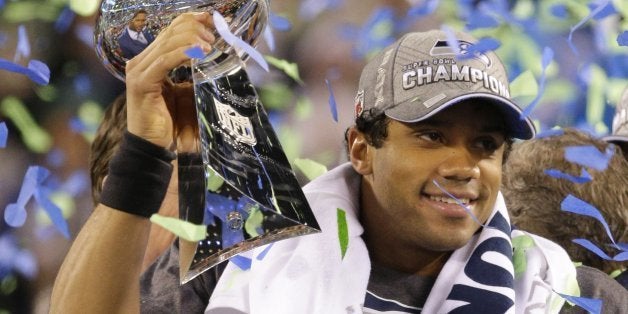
[567,0,611,55]
[46,149,65,168]
[4,204,28,227]
[561,194,621,250]
[0,58,51,85]
[54,7,76,33]
[14,25,30,62]
[73,73,91,96]
[521,47,553,119]
[457,37,501,60]
[230,255,252,270]
[270,13,292,31]
[184,46,205,59]
[550,4,569,19]
[34,187,70,239]
[588,1,616,20]
[299,0,344,20]
[0,234,38,279]
[263,25,275,52]
[213,12,268,71]
[256,243,274,261]
[465,11,500,30]
[564,145,613,171]
[572,238,628,261]
[557,292,602,314]
[325,79,338,122]
[617,31,628,47]
[407,0,439,18]
[433,180,487,227]
[343,7,397,59]
[0,121,7,148]
[544,168,592,183]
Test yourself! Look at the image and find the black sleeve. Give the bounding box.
[139,242,226,313]
[560,265,628,314]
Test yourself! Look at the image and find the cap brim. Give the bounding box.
[602,135,628,144]
[386,92,536,140]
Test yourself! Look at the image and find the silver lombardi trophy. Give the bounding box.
[94,0,320,283]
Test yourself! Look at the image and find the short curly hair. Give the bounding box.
[502,128,628,273]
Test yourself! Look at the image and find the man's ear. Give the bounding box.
[347,126,373,175]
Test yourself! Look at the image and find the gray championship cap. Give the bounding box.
[353,29,536,140]
[603,86,628,144]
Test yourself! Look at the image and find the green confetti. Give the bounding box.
[244,205,263,237]
[206,166,225,192]
[510,70,538,99]
[265,55,304,84]
[586,64,607,128]
[294,96,314,120]
[0,97,52,153]
[337,208,349,260]
[69,0,100,16]
[35,85,58,102]
[150,214,207,242]
[2,2,61,23]
[35,191,75,225]
[512,234,535,278]
[260,83,294,110]
[293,158,328,181]
[78,101,104,143]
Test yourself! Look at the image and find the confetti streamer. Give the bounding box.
[465,10,500,30]
[557,292,602,314]
[265,55,303,84]
[572,238,628,261]
[561,194,622,250]
[512,235,535,277]
[230,255,252,270]
[185,46,205,59]
[54,6,75,33]
[337,208,349,259]
[0,97,52,153]
[293,158,328,181]
[544,168,592,184]
[457,37,501,60]
[0,234,38,279]
[150,214,207,242]
[433,180,487,227]
[34,187,70,239]
[564,145,613,171]
[521,47,554,119]
[14,25,30,62]
[0,121,7,148]
[213,12,268,72]
[263,25,275,52]
[325,79,338,122]
[256,243,274,261]
[567,0,611,55]
[0,58,50,85]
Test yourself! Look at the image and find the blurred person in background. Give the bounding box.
[503,128,628,289]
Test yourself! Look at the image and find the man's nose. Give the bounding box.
[436,146,480,182]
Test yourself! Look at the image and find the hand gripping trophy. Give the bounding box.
[94,0,320,283]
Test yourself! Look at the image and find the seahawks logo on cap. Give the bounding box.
[430,40,492,68]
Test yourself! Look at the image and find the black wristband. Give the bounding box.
[100,131,176,218]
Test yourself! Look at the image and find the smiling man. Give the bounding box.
[51,17,627,313]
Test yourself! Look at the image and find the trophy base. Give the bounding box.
[179,224,320,284]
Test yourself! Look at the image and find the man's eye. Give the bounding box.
[476,138,499,151]
[419,131,442,142]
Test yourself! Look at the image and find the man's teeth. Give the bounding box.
[429,195,470,204]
